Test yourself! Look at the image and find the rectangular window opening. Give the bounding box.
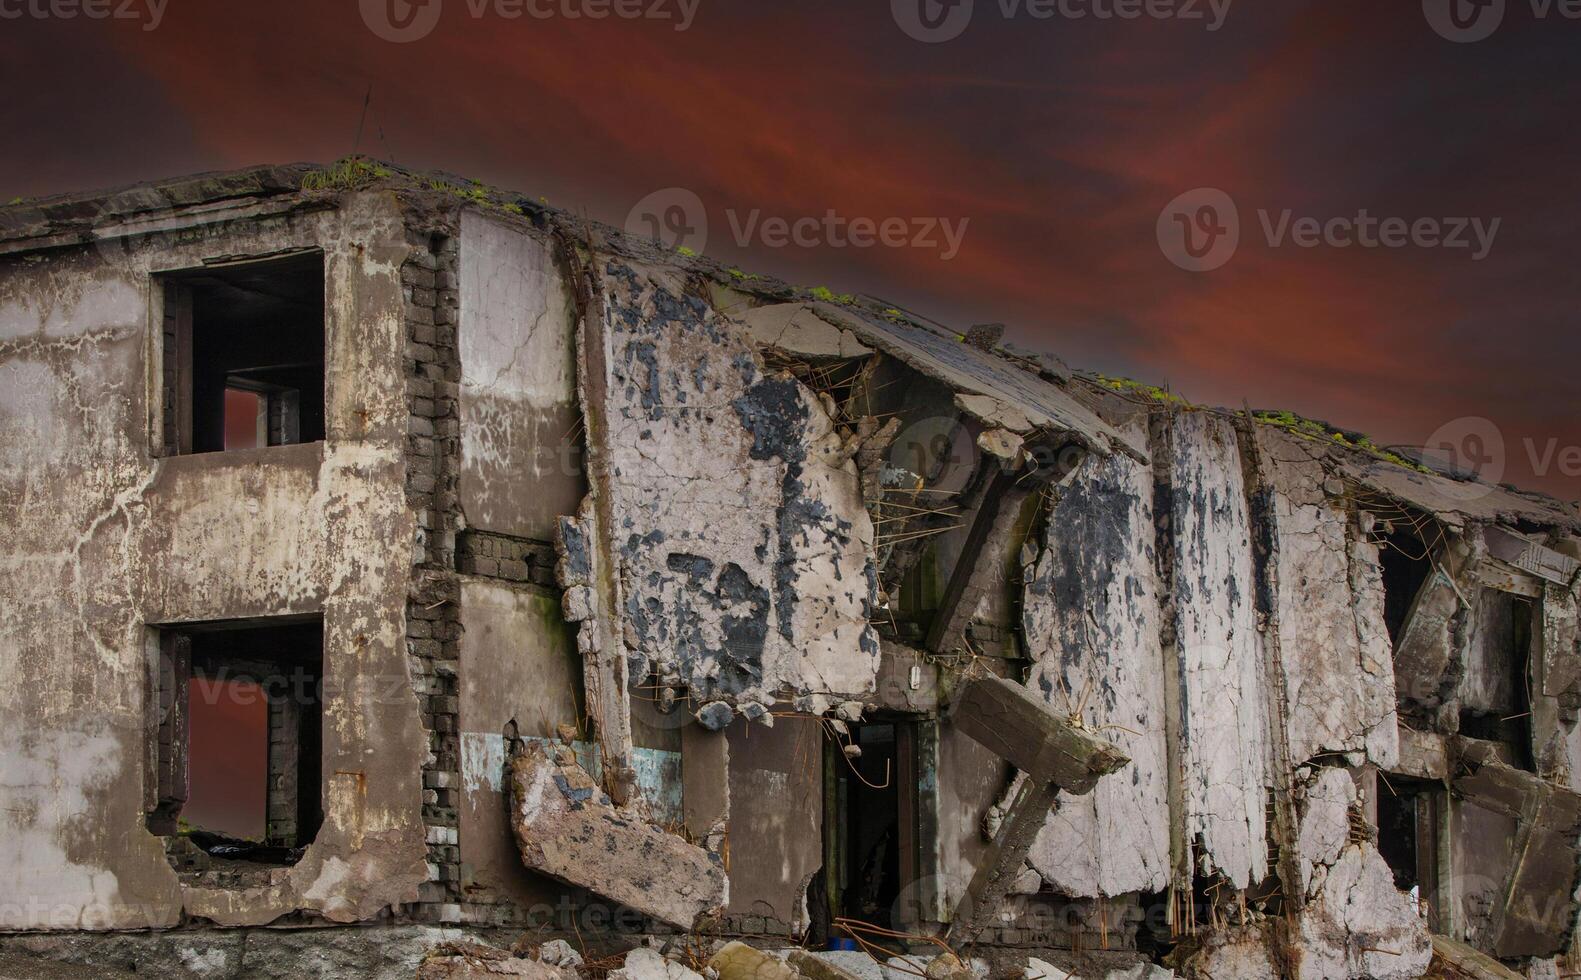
[1459,592,1534,771]
[1376,774,1441,931]
[148,616,323,880]
[159,251,324,456]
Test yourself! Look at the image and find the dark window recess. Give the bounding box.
[148,617,323,872]
[1376,524,1435,645]
[1459,594,1535,771]
[1375,774,1442,931]
[159,251,324,455]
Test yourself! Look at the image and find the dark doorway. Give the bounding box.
[823,719,920,939]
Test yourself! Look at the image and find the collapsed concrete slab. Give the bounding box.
[509,744,726,929]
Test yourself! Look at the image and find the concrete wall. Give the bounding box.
[1022,420,1171,898]
[457,212,582,541]
[456,577,580,911]
[0,191,428,930]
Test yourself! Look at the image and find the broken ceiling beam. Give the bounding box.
[949,675,1129,793]
[945,674,1129,941]
[924,468,1033,657]
[946,773,1063,944]
[924,439,1082,657]
[1427,936,1523,980]
[1392,538,1474,714]
[509,744,726,930]
[1483,525,1580,586]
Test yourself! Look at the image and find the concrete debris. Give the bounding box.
[1170,928,1278,980]
[509,744,726,929]
[609,947,706,980]
[537,941,584,970]
[786,948,868,980]
[418,941,579,980]
[709,941,802,980]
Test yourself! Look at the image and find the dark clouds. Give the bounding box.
[2,0,1577,497]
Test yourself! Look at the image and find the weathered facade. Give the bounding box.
[1,162,1579,979]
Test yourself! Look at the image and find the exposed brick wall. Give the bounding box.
[456,530,558,588]
[401,221,465,923]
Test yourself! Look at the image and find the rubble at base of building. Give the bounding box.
[509,744,726,929]
[419,940,581,980]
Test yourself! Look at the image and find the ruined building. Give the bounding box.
[1,161,1579,980]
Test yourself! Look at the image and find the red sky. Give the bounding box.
[4,0,1577,498]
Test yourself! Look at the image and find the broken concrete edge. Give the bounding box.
[509,743,725,931]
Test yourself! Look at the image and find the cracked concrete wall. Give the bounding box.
[458,212,583,541]
[1264,433,1398,768]
[1289,767,1430,980]
[588,260,880,716]
[0,191,429,930]
[457,578,581,915]
[1166,411,1269,891]
[1022,420,1171,898]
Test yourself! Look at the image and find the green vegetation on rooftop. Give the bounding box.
[1253,410,1429,472]
[300,157,392,191]
[1093,374,1191,407]
[808,285,855,305]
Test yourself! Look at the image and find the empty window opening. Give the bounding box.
[159,251,324,455]
[1458,591,1534,771]
[822,720,917,940]
[1376,773,1441,929]
[149,617,323,878]
[1376,524,1436,644]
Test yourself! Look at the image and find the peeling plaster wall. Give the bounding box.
[0,193,429,930]
[1167,412,1269,890]
[457,578,581,910]
[593,261,880,710]
[457,212,582,540]
[1264,437,1398,768]
[1022,421,1171,897]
